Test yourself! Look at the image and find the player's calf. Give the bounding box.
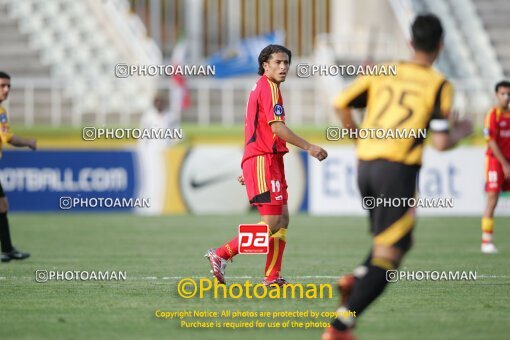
[481,192,499,253]
[330,244,405,333]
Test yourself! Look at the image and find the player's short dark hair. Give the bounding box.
[411,14,444,53]
[258,44,292,75]
[495,80,510,92]
[0,71,10,80]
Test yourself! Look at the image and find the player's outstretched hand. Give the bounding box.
[454,118,474,138]
[451,111,473,138]
[27,138,37,151]
[502,162,510,180]
[237,174,245,185]
[308,144,328,162]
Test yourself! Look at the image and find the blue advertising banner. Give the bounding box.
[0,150,139,212]
[207,31,284,78]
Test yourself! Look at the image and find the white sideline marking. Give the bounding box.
[155,275,510,280]
[478,274,510,278]
[1,275,509,280]
[150,276,339,280]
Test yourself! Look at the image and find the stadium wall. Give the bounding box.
[309,147,510,216]
[1,146,508,216]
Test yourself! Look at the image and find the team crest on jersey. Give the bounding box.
[273,104,284,116]
[0,113,7,123]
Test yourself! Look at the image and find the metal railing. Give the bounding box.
[4,76,495,128]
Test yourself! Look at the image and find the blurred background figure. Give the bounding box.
[137,94,180,215]
[139,94,180,143]
[481,80,510,253]
[0,71,36,262]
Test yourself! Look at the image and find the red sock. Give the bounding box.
[265,229,287,280]
[216,236,238,260]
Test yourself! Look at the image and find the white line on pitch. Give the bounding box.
[1,274,509,281]
[151,276,338,280]
[139,275,510,280]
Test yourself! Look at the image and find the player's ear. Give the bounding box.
[438,40,444,52]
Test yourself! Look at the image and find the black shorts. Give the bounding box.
[0,180,4,198]
[357,159,420,251]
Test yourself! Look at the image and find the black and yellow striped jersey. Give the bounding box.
[333,62,452,166]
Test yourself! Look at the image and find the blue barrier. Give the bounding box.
[0,150,138,212]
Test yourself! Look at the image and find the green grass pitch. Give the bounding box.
[1,213,509,339]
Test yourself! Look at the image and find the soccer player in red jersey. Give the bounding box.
[205,45,328,286]
[481,80,510,254]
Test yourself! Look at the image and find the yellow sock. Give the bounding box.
[258,221,272,236]
[481,217,494,243]
[258,222,287,241]
[271,228,287,242]
[265,228,287,278]
[482,217,494,233]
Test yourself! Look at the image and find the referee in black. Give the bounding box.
[0,71,37,262]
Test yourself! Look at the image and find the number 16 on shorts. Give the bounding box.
[238,224,269,254]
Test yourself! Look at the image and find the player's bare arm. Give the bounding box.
[487,140,510,179]
[270,121,328,161]
[431,117,473,151]
[337,107,358,135]
[9,135,37,150]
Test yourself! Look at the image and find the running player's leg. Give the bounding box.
[336,162,373,306]
[351,172,377,279]
[0,195,13,254]
[206,154,286,283]
[261,205,288,285]
[0,181,30,262]
[482,192,499,253]
[481,156,502,253]
[260,154,289,285]
[331,160,418,331]
[205,157,259,283]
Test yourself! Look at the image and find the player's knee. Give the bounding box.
[280,214,289,229]
[400,236,413,254]
[373,245,403,268]
[0,198,8,213]
[271,216,287,232]
[262,216,281,233]
[487,192,499,207]
[262,211,288,232]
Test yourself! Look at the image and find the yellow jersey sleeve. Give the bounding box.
[0,107,13,145]
[333,76,371,109]
[439,80,453,117]
[429,80,453,132]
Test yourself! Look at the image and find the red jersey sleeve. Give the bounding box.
[483,108,498,141]
[260,78,285,125]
